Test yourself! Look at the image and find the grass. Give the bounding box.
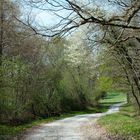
[100,92,126,104]
[98,92,126,112]
[98,93,140,140]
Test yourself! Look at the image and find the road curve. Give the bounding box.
[20,103,124,140]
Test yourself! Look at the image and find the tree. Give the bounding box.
[19,0,140,36]
[19,0,140,111]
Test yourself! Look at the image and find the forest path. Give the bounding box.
[20,103,124,140]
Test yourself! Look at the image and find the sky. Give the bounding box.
[19,0,118,27]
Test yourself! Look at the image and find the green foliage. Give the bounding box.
[95,76,113,94]
[0,34,100,125]
[0,57,30,123]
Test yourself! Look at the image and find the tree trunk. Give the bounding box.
[0,0,4,65]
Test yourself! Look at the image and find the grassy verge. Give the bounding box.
[98,95,140,140]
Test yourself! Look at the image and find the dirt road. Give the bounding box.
[20,103,124,140]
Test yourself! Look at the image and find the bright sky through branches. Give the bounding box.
[19,0,118,26]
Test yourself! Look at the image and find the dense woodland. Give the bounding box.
[0,0,140,126]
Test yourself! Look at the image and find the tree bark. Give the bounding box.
[0,0,4,65]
